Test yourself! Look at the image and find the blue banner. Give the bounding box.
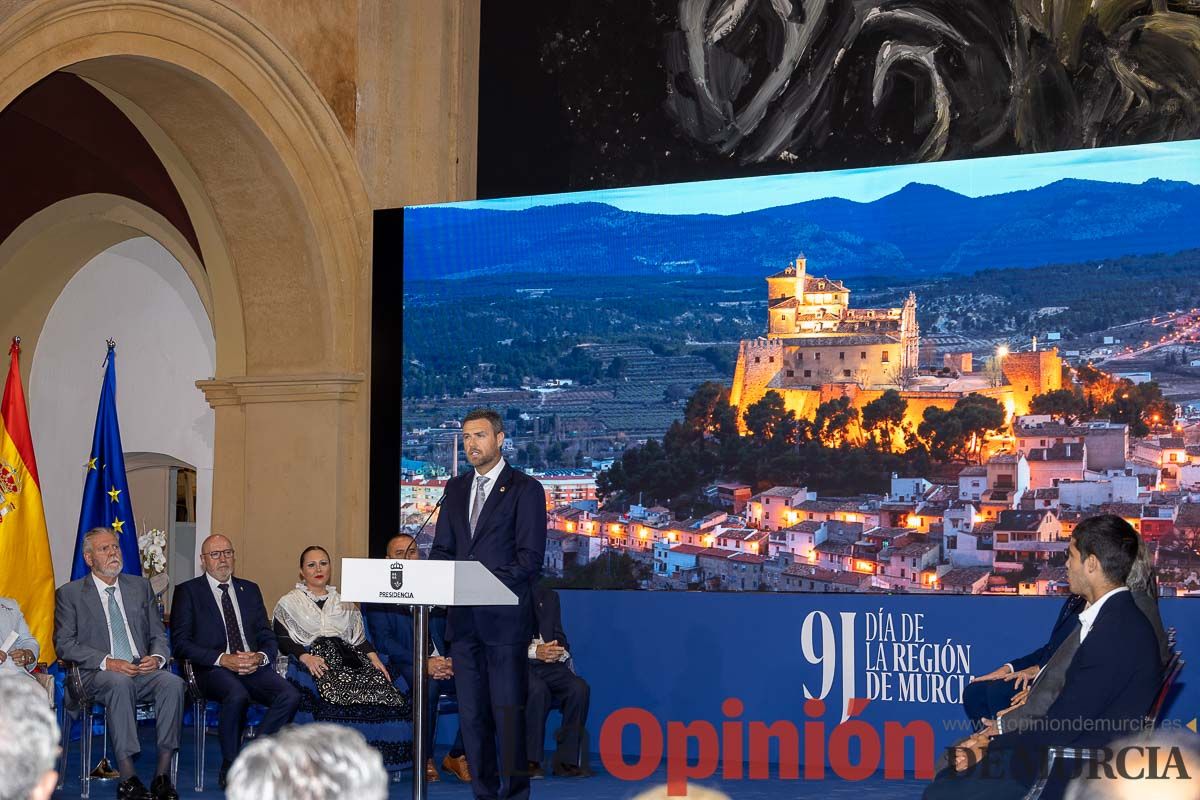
[543,591,1199,777]
[70,342,140,580]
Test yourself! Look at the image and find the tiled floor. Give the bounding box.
[53,726,927,799]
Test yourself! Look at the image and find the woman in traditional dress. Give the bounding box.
[273,546,412,773]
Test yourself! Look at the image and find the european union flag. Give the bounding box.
[70,342,140,580]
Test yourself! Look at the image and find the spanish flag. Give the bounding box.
[0,337,55,662]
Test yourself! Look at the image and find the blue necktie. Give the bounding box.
[105,586,134,661]
[219,583,246,652]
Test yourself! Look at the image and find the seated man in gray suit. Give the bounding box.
[54,527,184,800]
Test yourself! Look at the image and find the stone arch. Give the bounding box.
[0,194,214,386]
[0,0,374,599]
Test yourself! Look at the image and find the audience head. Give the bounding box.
[199,534,237,582]
[462,408,504,473]
[1064,731,1200,799]
[386,534,418,560]
[299,546,332,591]
[0,673,59,800]
[1125,533,1154,594]
[225,723,387,800]
[81,526,122,579]
[1068,514,1139,599]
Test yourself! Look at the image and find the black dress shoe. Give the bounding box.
[218,759,232,790]
[150,774,179,800]
[527,760,545,779]
[117,775,152,799]
[552,762,593,778]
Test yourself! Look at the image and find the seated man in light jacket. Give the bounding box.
[0,594,40,676]
[55,527,184,800]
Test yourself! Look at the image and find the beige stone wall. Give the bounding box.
[0,0,481,603]
[355,0,480,209]
[217,0,481,210]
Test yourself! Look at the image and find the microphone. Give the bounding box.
[408,492,446,543]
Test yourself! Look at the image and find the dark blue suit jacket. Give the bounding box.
[170,575,279,666]
[990,589,1162,752]
[1009,594,1086,672]
[429,463,547,646]
[533,585,569,653]
[362,604,448,692]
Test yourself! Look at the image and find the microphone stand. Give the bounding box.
[409,493,444,800]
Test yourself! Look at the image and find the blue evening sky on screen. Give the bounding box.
[427,140,1200,215]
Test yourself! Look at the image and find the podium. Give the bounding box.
[340,558,518,799]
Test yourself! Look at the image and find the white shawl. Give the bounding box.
[272,584,365,648]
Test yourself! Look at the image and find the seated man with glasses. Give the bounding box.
[170,534,300,789]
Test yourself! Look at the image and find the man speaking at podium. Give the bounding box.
[430,408,547,800]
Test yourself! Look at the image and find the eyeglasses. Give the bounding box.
[203,549,235,560]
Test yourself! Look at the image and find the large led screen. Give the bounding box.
[402,139,1200,598]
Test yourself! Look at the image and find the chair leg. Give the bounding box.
[57,706,71,790]
[81,709,93,800]
[194,702,206,792]
[170,749,179,787]
[431,703,441,759]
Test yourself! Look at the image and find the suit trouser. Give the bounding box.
[924,745,1079,800]
[86,668,185,762]
[393,665,466,764]
[526,662,589,766]
[962,678,1018,728]
[450,636,529,800]
[195,665,301,762]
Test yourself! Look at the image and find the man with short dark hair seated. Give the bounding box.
[924,514,1164,800]
[964,527,1169,731]
[526,584,590,778]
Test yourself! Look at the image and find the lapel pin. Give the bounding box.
[500,486,507,493]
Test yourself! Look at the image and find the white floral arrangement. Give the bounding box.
[138,528,168,576]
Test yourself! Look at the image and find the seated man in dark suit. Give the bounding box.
[362,533,468,783]
[170,534,300,789]
[925,515,1163,800]
[963,593,1086,728]
[526,585,590,778]
[965,529,1170,730]
[54,527,184,800]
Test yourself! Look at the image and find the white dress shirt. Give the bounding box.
[468,458,507,522]
[91,574,164,670]
[1077,586,1128,643]
[205,572,268,666]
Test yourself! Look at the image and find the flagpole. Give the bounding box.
[67,339,135,779]
[94,338,120,782]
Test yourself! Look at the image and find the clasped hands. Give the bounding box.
[535,640,567,663]
[428,656,454,680]
[107,656,162,676]
[220,651,265,675]
[300,652,393,682]
[951,690,1032,772]
[0,648,35,668]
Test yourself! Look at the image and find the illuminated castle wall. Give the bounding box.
[730,256,1061,441]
